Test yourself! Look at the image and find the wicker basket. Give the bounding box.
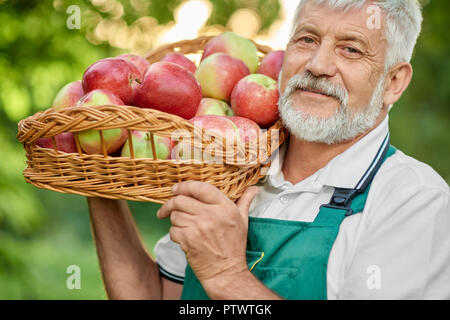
[17,36,288,204]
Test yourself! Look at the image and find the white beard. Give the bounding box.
[278,72,386,145]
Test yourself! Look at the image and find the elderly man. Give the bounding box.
[88,0,450,300]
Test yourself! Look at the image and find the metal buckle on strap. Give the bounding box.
[322,133,391,217]
[320,188,360,216]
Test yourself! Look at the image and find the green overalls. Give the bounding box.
[181,134,396,300]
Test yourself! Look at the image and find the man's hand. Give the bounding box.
[157,181,259,283]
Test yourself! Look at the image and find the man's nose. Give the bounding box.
[305,42,338,78]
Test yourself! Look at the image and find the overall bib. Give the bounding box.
[181,134,396,300]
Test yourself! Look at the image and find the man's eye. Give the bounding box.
[344,47,360,54]
[302,37,314,44]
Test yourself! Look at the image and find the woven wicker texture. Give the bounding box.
[17,36,288,204]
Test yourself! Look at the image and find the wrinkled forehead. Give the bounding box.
[293,1,388,44]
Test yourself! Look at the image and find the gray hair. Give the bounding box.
[290,0,423,70]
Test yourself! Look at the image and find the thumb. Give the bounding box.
[236,186,260,219]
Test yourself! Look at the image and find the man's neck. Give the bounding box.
[281,114,387,185]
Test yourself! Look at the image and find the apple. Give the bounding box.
[161,53,197,74]
[36,132,78,153]
[201,32,259,73]
[52,80,85,111]
[257,50,285,81]
[121,130,173,160]
[190,115,240,141]
[82,58,141,105]
[76,88,124,107]
[195,98,234,117]
[171,115,240,162]
[231,74,280,128]
[228,116,261,143]
[195,53,250,102]
[75,89,128,155]
[117,54,150,77]
[134,61,202,120]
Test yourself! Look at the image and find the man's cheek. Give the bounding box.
[280,56,303,92]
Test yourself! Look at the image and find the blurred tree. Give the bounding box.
[389,0,450,182]
[0,0,448,299]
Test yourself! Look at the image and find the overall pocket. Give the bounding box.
[246,250,298,299]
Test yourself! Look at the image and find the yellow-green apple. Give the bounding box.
[195,98,234,117]
[117,54,150,77]
[195,53,250,102]
[134,61,202,120]
[257,50,285,81]
[36,132,78,153]
[52,80,85,111]
[75,89,128,155]
[82,58,141,105]
[161,53,197,74]
[228,116,261,143]
[231,74,279,128]
[171,115,240,163]
[121,130,173,159]
[201,32,259,73]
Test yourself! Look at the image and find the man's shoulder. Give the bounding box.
[362,148,449,230]
[374,147,449,195]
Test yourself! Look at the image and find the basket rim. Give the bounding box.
[144,35,274,62]
[18,103,287,167]
[17,104,195,142]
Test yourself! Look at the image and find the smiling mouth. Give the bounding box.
[300,88,333,98]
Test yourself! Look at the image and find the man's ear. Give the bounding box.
[383,62,413,106]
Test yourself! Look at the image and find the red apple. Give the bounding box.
[201,32,259,73]
[134,61,202,120]
[190,115,240,141]
[171,115,240,162]
[36,132,78,153]
[228,116,261,143]
[117,54,150,78]
[195,98,234,117]
[231,74,280,128]
[257,50,285,81]
[75,89,128,155]
[161,53,197,74]
[82,58,141,105]
[52,80,85,111]
[195,53,250,102]
[121,131,173,160]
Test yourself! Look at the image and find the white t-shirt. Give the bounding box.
[154,117,450,299]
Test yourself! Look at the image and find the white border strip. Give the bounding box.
[158,265,185,284]
[355,133,390,190]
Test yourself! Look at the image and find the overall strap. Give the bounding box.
[319,133,393,218]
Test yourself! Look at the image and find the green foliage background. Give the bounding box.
[0,0,448,299]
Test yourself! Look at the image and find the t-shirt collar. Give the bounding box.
[264,116,390,190]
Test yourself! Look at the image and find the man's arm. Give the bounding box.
[87,197,183,300]
[201,269,282,300]
[158,181,282,300]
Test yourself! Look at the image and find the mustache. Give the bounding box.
[283,73,349,108]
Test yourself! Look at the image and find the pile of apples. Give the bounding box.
[36,32,285,161]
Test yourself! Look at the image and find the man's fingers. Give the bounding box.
[169,226,186,250]
[236,186,260,219]
[171,181,226,205]
[170,210,195,228]
[169,222,198,254]
[157,195,205,219]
